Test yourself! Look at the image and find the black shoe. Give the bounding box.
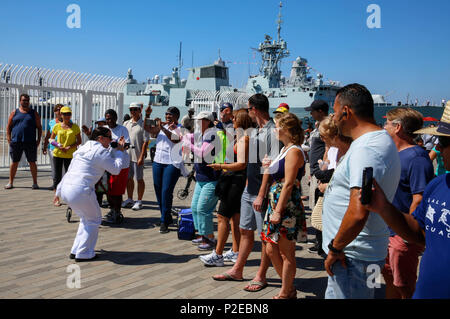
[308,246,319,253]
[75,254,99,262]
[160,224,169,234]
[69,254,76,260]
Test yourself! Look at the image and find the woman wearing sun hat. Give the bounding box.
[50,106,82,206]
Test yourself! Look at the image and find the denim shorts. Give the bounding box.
[239,187,264,233]
[9,142,37,163]
[325,256,385,299]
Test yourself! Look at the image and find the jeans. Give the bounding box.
[152,162,181,225]
[325,256,385,299]
[191,181,218,236]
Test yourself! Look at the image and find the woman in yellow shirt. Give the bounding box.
[50,106,82,206]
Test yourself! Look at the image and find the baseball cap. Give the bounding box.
[129,102,143,108]
[273,106,289,114]
[60,106,72,113]
[95,117,106,124]
[305,100,329,113]
[278,103,290,110]
[220,102,233,111]
[188,106,195,112]
[194,111,214,122]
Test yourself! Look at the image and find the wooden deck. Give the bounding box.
[0,162,334,299]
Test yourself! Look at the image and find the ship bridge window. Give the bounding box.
[200,66,228,79]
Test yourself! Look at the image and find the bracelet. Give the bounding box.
[328,239,343,254]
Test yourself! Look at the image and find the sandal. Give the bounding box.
[212,272,244,281]
[243,280,268,292]
[4,183,13,189]
[273,289,297,299]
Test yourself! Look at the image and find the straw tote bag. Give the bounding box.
[311,196,324,231]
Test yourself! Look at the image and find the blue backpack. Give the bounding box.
[177,209,195,240]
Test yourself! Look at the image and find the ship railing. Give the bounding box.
[0,62,127,170]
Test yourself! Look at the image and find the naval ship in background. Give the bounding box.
[122,2,445,124]
[123,1,342,114]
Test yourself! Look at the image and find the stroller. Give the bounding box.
[177,166,196,200]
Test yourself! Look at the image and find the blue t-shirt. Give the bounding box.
[322,130,401,262]
[390,146,435,236]
[412,173,450,299]
[47,119,57,151]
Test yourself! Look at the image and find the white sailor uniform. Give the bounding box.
[56,140,130,259]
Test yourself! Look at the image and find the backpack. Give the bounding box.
[177,209,195,240]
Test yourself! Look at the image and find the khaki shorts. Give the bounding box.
[128,161,144,180]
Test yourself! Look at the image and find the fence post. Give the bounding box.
[81,90,93,142]
[117,92,124,124]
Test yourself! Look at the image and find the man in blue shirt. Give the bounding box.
[364,101,450,298]
[383,107,434,298]
[322,84,401,299]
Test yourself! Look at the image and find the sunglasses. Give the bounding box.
[129,108,140,112]
[62,113,72,116]
[165,112,174,116]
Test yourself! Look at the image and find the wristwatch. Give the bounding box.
[328,239,343,254]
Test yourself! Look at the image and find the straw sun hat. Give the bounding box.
[414,101,450,137]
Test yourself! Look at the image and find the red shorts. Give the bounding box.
[107,168,129,196]
[382,235,424,288]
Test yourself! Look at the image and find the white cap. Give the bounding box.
[193,111,214,122]
[129,102,143,108]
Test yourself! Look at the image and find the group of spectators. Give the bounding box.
[4,86,450,299]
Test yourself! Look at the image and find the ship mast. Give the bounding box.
[277,1,282,43]
[254,1,289,88]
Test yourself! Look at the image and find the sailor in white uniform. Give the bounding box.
[56,127,130,261]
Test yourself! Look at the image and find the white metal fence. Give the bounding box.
[0,63,127,169]
[190,90,250,115]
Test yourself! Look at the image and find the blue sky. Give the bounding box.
[1,0,449,104]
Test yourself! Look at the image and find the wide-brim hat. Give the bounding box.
[414,101,450,137]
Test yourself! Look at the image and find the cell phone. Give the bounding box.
[360,167,373,205]
[145,119,156,127]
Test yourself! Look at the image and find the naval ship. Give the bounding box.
[123,1,342,113]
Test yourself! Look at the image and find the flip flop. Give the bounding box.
[243,280,268,292]
[212,273,244,282]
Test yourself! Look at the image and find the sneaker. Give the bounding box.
[102,211,115,223]
[199,250,224,267]
[160,224,169,234]
[122,198,134,208]
[223,249,239,263]
[32,184,39,190]
[131,201,143,211]
[192,236,203,245]
[198,238,216,251]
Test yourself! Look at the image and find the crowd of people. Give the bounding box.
[4,86,450,299]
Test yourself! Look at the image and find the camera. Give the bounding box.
[110,142,133,149]
[145,118,156,127]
